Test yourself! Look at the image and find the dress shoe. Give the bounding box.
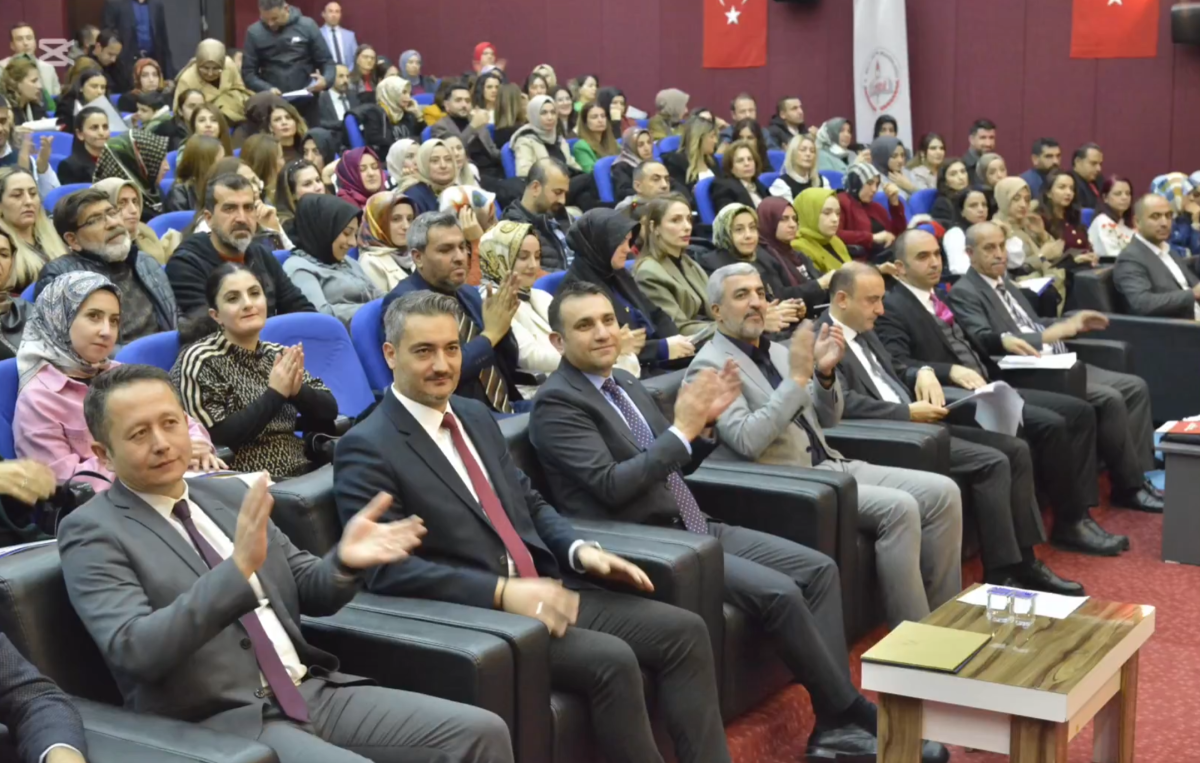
[922,740,951,762]
[1143,477,1164,500]
[1051,519,1124,556]
[1113,487,1163,513]
[1082,517,1130,551]
[1015,559,1085,596]
[805,723,876,761]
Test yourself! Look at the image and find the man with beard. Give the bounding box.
[166,174,315,316]
[501,158,574,271]
[41,189,177,343]
[766,96,809,151]
[430,81,496,159]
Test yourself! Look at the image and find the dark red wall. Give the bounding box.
[11,0,68,56]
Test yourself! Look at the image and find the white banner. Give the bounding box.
[853,0,913,150]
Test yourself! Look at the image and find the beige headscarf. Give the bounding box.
[375,76,412,124]
[92,177,178,264]
[992,175,1067,303]
[173,38,252,124]
[396,139,455,195]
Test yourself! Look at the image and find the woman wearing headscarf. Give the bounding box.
[564,208,693,371]
[14,272,216,490]
[611,126,657,202]
[510,94,584,178]
[870,136,917,201]
[992,176,1067,310]
[816,118,855,173]
[116,58,170,114]
[757,197,832,307]
[94,129,171,219]
[334,146,387,209]
[597,87,635,137]
[791,187,853,275]
[93,177,174,265]
[837,163,905,255]
[375,76,423,146]
[398,50,437,95]
[386,138,419,187]
[173,39,252,125]
[472,42,504,74]
[769,134,830,202]
[647,88,689,141]
[283,194,380,327]
[1149,172,1200,256]
[396,138,458,213]
[975,152,1008,191]
[358,191,417,291]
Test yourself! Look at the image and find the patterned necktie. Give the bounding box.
[996,284,1066,353]
[441,413,538,578]
[600,378,707,534]
[855,336,912,404]
[930,291,956,326]
[170,501,310,723]
[457,308,513,414]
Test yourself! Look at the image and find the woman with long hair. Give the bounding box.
[358,191,417,291]
[239,133,286,204]
[597,87,634,137]
[1088,175,1135,258]
[769,134,830,202]
[188,103,234,155]
[284,194,380,327]
[348,44,378,95]
[56,107,110,185]
[662,116,720,192]
[0,168,66,290]
[571,101,619,173]
[524,72,548,99]
[931,158,971,228]
[941,187,994,275]
[0,228,34,357]
[275,159,326,237]
[1039,168,1097,272]
[571,74,599,116]
[472,70,502,122]
[165,135,225,213]
[728,118,771,170]
[908,132,945,191]
[375,76,423,147]
[53,67,105,132]
[552,86,576,135]
[710,139,769,211]
[266,101,308,164]
[1,59,46,128]
[472,82,524,182]
[153,88,205,152]
[633,195,716,342]
[172,38,252,124]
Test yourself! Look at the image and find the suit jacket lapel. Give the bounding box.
[559,361,641,450]
[713,332,774,398]
[111,481,208,578]
[895,285,958,358]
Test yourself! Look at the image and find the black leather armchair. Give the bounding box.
[1072,265,1200,421]
[0,545,278,763]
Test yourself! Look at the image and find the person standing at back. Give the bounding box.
[102,0,175,86]
[317,3,357,69]
[242,0,334,126]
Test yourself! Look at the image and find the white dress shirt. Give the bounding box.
[898,279,936,316]
[830,316,903,404]
[1136,233,1200,320]
[131,484,307,686]
[582,371,691,453]
[390,386,589,573]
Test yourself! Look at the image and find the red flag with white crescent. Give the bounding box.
[703,0,767,69]
[1070,0,1159,59]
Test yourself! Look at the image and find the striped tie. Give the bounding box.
[459,312,513,414]
[997,284,1067,353]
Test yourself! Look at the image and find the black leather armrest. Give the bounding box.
[269,465,342,557]
[998,359,1087,401]
[76,698,278,763]
[823,420,951,474]
[315,595,552,763]
[334,416,355,436]
[1064,337,1131,373]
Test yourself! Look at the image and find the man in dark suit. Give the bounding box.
[382,210,524,414]
[0,633,87,762]
[821,262,1081,594]
[529,282,948,763]
[334,291,733,763]
[948,222,1160,513]
[876,229,1129,557]
[102,0,175,82]
[59,364,513,763]
[317,65,358,145]
[1114,193,1200,319]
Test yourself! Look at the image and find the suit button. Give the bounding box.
[254,688,266,698]
[241,638,252,650]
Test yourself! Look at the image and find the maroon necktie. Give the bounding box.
[171,501,310,723]
[441,413,538,578]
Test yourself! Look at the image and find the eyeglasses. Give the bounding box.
[78,208,121,230]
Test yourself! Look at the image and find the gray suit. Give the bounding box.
[688,331,963,626]
[1112,236,1200,319]
[58,477,511,763]
[948,267,1155,491]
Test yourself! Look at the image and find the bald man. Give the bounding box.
[1113,193,1200,320]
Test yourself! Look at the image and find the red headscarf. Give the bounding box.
[757,197,807,286]
[473,42,495,64]
[335,147,388,209]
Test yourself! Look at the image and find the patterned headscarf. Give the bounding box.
[359,191,416,269]
[844,161,881,199]
[616,127,650,169]
[478,221,535,296]
[335,147,387,208]
[1151,172,1196,215]
[17,272,118,389]
[95,129,170,214]
[712,203,759,258]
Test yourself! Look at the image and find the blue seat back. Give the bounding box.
[147,211,195,238]
[260,313,375,418]
[108,94,120,106]
[159,177,173,199]
[500,143,517,178]
[42,183,92,213]
[1081,208,1096,227]
[273,249,290,266]
[634,119,649,129]
[759,172,780,189]
[655,135,680,160]
[694,176,717,224]
[19,284,34,303]
[166,150,179,173]
[534,271,567,295]
[36,132,73,161]
[907,188,937,217]
[114,330,180,372]
[767,150,785,172]
[873,191,906,222]
[0,359,18,459]
[345,114,365,150]
[413,93,434,106]
[820,170,844,190]
[593,155,617,203]
[421,126,433,143]
[349,299,393,391]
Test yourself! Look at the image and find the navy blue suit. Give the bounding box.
[382,271,524,410]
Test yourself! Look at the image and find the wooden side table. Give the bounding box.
[862,586,1155,762]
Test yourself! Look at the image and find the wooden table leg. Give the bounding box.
[1011,716,1067,763]
[1094,652,1140,763]
[878,693,922,763]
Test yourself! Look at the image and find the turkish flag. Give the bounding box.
[704,0,767,68]
[1070,0,1159,59]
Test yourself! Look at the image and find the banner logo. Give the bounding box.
[862,48,901,113]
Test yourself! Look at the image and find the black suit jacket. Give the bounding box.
[1112,236,1200,319]
[875,283,998,385]
[0,634,86,763]
[317,90,360,136]
[709,177,769,215]
[102,0,174,78]
[334,393,583,610]
[528,359,716,525]
[946,267,1054,353]
[816,312,915,422]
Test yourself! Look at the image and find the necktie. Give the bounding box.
[170,501,310,723]
[339,95,350,118]
[600,378,707,534]
[996,284,1066,353]
[930,291,956,326]
[457,307,513,414]
[331,28,343,65]
[855,335,912,404]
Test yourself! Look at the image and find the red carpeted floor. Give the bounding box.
[724,500,1200,763]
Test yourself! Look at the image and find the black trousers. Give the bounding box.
[549,588,731,763]
[1086,365,1155,493]
[947,427,1046,572]
[707,522,859,718]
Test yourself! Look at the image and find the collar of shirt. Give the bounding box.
[581,369,613,392]
[130,482,189,522]
[1135,233,1171,257]
[898,278,935,313]
[978,272,1009,296]
[726,333,772,365]
[391,384,455,439]
[828,315,859,343]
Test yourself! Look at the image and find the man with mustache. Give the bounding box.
[381,210,523,413]
[501,158,575,271]
[166,173,315,316]
[39,189,177,343]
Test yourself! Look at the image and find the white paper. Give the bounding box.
[17,117,58,132]
[996,351,1077,370]
[1019,276,1054,294]
[281,90,314,101]
[853,0,912,149]
[946,381,1024,436]
[958,584,1088,620]
[81,95,129,132]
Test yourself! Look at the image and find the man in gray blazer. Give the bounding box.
[1113,193,1200,319]
[689,263,964,628]
[0,633,86,762]
[819,262,1081,595]
[947,222,1161,514]
[58,364,513,763]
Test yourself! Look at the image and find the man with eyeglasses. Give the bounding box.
[38,188,178,344]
